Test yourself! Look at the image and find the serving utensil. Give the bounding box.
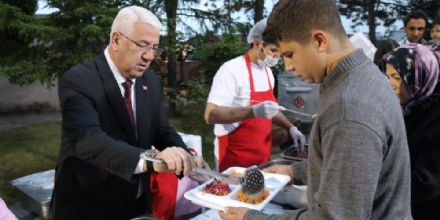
[278,106,316,119]
[194,166,265,199]
[250,100,316,119]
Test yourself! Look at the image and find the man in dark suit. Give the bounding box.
[51,6,205,220]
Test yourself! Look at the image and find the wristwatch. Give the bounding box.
[141,149,160,172]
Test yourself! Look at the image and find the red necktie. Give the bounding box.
[122,80,135,127]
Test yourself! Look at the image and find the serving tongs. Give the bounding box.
[194,166,265,199]
[250,100,316,119]
[141,155,265,198]
[140,154,165,164]
[140,154,212,183]
[278,106,317,119]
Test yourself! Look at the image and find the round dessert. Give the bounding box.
[202,178,231,196]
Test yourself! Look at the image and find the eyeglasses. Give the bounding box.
[119,32,164,56]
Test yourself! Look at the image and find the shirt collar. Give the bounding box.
[104,47,136,85]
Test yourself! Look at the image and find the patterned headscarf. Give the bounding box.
[384,44,440,115]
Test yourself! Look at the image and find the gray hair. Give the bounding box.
[110,6,162,40]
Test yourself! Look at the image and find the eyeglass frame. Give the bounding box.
[118,32,164,56]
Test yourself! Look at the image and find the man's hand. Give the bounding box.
[155,147,195,176]
[187,156,212,183]
[289,126,306,148]
[252,101,280,119]
[263,164,294,177]
[218,207,249,220]
[193,155,210,169]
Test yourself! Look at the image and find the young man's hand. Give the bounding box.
[218,207,249,220]
[263,164,294,177]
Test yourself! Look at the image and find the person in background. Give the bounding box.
[219,0,412,219]
[373,39,399,70]
[429,17,440,57]
[384,45,440,220]
[204,18,305,172]
[52,6,207,220]
[0,198,17,220]
[400,9,428,45]
[430,17,440,41]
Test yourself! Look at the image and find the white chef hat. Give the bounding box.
[246,18,267,44]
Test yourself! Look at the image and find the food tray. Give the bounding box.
[258,159,295,170]
[10,169,54,220]
[184,167,291,211]
[280,144,308,161]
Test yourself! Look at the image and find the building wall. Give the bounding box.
[0,77,59,112]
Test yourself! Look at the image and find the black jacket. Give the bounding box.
[51,53,186,220]
[404,99,440,220]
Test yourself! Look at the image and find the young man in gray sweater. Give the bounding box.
[218,0,412,219]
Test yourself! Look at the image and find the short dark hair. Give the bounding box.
[404,10,428,27]
[263,0,347,44]
[373,39,399,71]
[433,16,440,27]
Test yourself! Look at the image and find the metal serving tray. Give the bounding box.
[258,159,295,170]
[258,159,308,208]
[10,169,54,220]
[280,144,308,161]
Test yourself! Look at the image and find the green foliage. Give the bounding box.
[170,26,248,119]
[0,2,58,85]
[0,1,119,85]
[1,0,37,15]
[405,0,440,22]
[175,78,210,105]
[192,27,247,83]
[337,0,407,44]
[0,0,264,89]
[44,0,119,79]
[338,0,406,28]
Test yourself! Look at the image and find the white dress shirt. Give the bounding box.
[104,48,144,174]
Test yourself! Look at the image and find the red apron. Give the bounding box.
[149,147,199,220]
[150,173,177,220]
[218,53,276,172]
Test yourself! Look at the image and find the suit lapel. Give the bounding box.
[135,75,152,147]
[96,53,137,144]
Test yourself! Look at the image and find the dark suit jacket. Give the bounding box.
[51,53,186,220]
[405,99,440,220]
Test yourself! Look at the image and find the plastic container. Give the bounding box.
[349,33,377,61]
[184,167,291,211]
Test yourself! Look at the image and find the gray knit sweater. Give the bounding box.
[245,50,412,220]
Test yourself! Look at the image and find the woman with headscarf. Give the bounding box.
[384,44,440,220]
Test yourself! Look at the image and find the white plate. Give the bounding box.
[184,167,291,211]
